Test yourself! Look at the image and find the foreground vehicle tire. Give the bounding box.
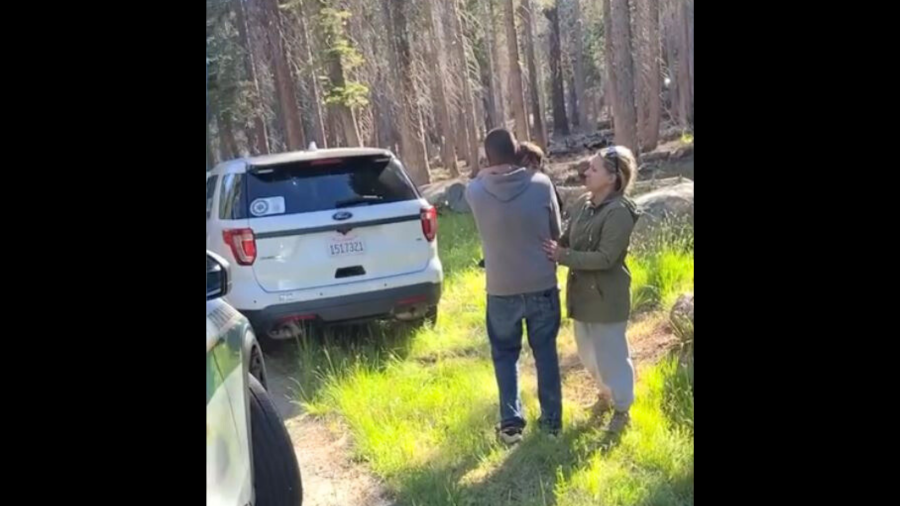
[248,376,302,506]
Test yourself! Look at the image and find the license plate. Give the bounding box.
[329,237,365,257]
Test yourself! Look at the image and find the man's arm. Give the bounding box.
[549,183,562,241]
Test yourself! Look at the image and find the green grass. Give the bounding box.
[628,218,694,312]
[292,213,693,505]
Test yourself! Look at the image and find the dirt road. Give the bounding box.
[264,350,394,506]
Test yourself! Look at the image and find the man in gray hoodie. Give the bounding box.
[466,128,563,443]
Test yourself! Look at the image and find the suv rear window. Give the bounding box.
[244,156,418,217]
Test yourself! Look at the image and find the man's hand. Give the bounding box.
[542,239,565,262]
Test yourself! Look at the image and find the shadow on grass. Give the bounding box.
[382,402,498,506]
[643,469,694,506]
[455,422,606,506]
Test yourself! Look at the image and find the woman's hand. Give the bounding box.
[543,239,565,262]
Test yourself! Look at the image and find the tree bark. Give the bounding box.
[568,73,579,129]
[502,0,529,141]
[570,0,588,131]
[603,0,617,125]
[636,0,661,150]
[450,0,481,175]
[327,58,363,147]
[662,0,692,128]
[519,0,547,150]
[545,7,569,136]
[609,0,639,152]
[295,0,327,148]
[218,112,240,160]
[422,0,458,176]
[487,0,508,128]
[207,118,217,170]
[480,0,501,130]
[388,0,430,185]
[682,0,693,125]
[316,0,362,148]
[261,0,305,151]
[233,0,269,155]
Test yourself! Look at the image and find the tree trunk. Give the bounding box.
[502,0,529,141]
[661,0,692,128]
[682,0,693,125]
[479,0,500,130]
[233,0,269,155]
[486,0,507,128]
[634,0,648,150]
[609,0,639,152]
[315,0,362,148]
[295,0,327,148]
[218,112,240,160]
[450,0,481,175]
[603,0,617,124]
[519,0,547,150]
[261,0,305,151]
[325,54,363,147]
[207,120,217,170]
[479,58,498,132]
[388,0,430,185]
[568,73,579,129]
[571,0,588,131]
[637,0,661,150]
[423,0,459,176]
[456,111,470,168]
[545,7,569,136]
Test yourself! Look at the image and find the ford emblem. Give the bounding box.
[333,211,353,221]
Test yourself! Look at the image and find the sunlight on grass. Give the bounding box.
[628,217,694,313]
[554,358,694,506]
[307,358,499,479]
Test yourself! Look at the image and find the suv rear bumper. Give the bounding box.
[241,282,441,336]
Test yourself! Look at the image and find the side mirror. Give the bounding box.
[207,251,231,301]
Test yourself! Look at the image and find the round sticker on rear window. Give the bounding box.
[250,197,286,217]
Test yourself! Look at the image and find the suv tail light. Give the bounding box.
[223,228,257,265]
[420,206,437,242]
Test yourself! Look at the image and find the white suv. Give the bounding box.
[207,147,443,342]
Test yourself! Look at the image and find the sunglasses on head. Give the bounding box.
[603,147,620,174]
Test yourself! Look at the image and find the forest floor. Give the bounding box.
[426,133,694,188]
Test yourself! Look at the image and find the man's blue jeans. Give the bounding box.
[486,287,562,431]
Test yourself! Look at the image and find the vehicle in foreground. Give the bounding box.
[207,251,302,506]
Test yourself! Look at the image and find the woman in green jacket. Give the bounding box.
[543,146,640,433]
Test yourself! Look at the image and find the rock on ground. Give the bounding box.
[633,181,694,236]
[670,293,694,324]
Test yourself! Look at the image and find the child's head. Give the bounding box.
[518,141,545,172]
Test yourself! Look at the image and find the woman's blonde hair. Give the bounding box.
[600,145,637,194]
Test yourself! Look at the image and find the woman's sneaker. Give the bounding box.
[590,394,613,420]
[606,411,631,433]
[495,423,524,445]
